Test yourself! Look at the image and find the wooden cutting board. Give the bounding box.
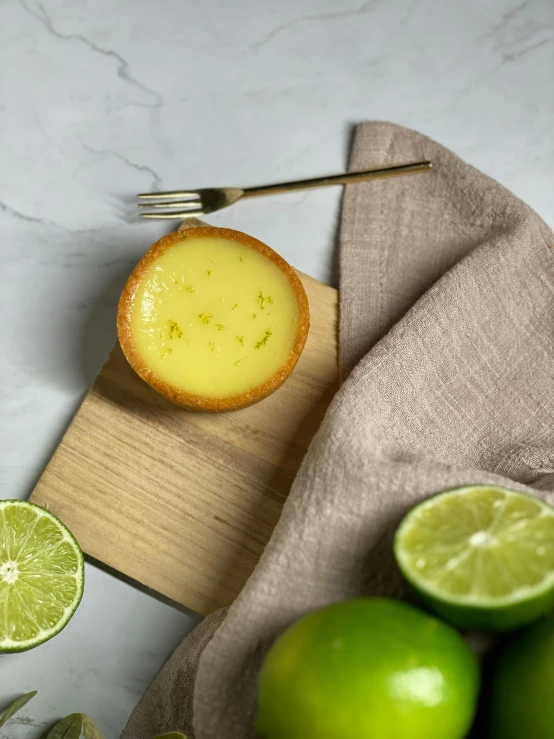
[30,242,338,614]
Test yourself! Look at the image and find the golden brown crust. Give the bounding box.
[117,226,310,412]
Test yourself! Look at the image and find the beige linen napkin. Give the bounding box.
[124,122,554,739]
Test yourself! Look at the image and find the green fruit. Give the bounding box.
[490,616,554,738]
[394,485,554,631]
[256,597,479,739]
[0,500,84,652]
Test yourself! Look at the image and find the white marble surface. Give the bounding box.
[1,0,553,735]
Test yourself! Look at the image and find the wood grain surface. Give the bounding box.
[30,261,338,614]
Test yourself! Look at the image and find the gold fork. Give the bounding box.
[138,161,432,219]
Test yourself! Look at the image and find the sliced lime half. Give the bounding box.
[394,485,554,631]
[0,500,84,652]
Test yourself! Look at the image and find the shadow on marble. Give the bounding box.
[328,121,357,289]
[16,235,151,397]
[86,553,202,621]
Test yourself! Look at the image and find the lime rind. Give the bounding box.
[394,486,554,631]
[0,500,84,652]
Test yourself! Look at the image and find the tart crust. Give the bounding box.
[117,226,310,412]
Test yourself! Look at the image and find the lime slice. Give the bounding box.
[394,485,554,632]
[0,500,84,652]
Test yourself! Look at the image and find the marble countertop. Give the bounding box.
[1,0,553,735]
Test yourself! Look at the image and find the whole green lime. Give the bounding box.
[256,598,479,739]
[490,616,554,738]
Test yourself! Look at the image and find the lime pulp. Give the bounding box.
[394,485,554,631]
[0,500,84,652]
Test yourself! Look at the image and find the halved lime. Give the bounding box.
[0,500,84,652]
[394,485,554,631]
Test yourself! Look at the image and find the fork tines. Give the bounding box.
[138,191,204,218]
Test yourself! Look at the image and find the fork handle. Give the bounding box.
[241,161,432,198]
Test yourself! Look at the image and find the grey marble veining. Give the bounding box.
[1,0,553,735]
